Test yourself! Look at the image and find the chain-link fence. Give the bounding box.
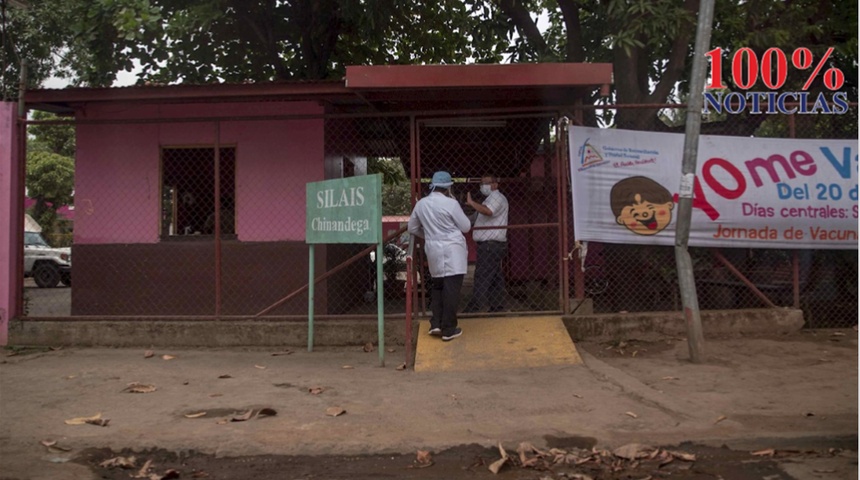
[571,105,858,328]
[20,105,857,327]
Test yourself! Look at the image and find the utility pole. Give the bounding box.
[675,0,716,364]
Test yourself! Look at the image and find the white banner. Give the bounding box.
[569,127,858,249]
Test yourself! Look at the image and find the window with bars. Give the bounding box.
[161,147,236,237]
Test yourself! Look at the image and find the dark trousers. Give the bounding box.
[430,274,464,336]
[466,241,507,312]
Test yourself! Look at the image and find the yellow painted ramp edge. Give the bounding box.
[414,316,583,373]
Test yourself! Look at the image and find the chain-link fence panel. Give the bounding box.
[20,105,855,327]
[23,121,75,316]
[569,105,858,328]
[415,114,563,315]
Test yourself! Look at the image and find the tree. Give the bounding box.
[368,157,411,216]
[4,0,854,135]
[28,110,75,157]
[4,0,503,87]
[26,150,74,229]
[488,0,856,133]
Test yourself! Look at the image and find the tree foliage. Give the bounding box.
[368,157,411,216]
[3,0,855,135]
[3,0,504,89]
[26,150,74,228]
[28,110,75,157]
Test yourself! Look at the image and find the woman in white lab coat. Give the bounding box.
[408,171,471,341]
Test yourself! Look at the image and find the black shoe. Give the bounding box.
[428,327,442,336]
[442,328,463,341]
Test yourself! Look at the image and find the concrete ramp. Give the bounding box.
[414,316,583,372]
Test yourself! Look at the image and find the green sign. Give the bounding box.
[306,174,382,244]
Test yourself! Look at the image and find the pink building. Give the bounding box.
[2,63,612,330]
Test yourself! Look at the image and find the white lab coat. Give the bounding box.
[408,192,471,277]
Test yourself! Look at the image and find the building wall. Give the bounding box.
[75,101,324,244]
[71,101,328,315]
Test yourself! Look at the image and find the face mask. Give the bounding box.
[480,184,492,196]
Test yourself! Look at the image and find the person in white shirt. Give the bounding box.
[464,175,509,313]
[408,171,471,341]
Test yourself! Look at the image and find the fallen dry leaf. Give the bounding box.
[308,386,325,395]
[218,374,232,379]
[231,410,254,422]
[396,363,407,371]
[517,442,543,467]
[752,448,776,457]
[158,470,181,480]
[161,355,175,361]
[831,332,846,337]
[184,412,207,419]
[254,365,267,370]
[387,348,396,353]
[144,350,154,359]
[64,413,103,425]
[341,365,354,369]
[270,350,293,356]
[413,450,433,468]
[216,419,229,425]
[133,459,153,478]
[668,450,696,462]
[325,407,346,417]
[714,415,728,425]
[40,439,72,452]
[99,456,136,469]
[363,342,375,352]
[123,383,157,394]
[614,444,653,460]
[256,408,277,419]
[573,394,583,399]
[625,411,638,419]
[488,442,509,474]
[87,418,110,427]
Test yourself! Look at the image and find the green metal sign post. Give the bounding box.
[306,174,384,365]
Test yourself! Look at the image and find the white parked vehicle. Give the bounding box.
[24,215,71,288]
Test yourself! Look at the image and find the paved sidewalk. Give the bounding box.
[0,329,856,479]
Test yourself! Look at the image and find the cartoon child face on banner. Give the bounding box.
[610,176,675,236]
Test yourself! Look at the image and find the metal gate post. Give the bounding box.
[557,117,571,313]
[214,122,222,319]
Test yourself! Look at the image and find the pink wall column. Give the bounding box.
[0,102,22,345]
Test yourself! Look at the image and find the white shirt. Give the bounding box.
[408,192,471,277]
[473,190,509,242]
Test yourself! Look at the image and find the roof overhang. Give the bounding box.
[345,63,612,113]
[26,63,613,115]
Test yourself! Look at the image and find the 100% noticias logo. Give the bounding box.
[704,47,850,115]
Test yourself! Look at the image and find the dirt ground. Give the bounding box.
[70,440,857,480]
[0,328,856,480]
